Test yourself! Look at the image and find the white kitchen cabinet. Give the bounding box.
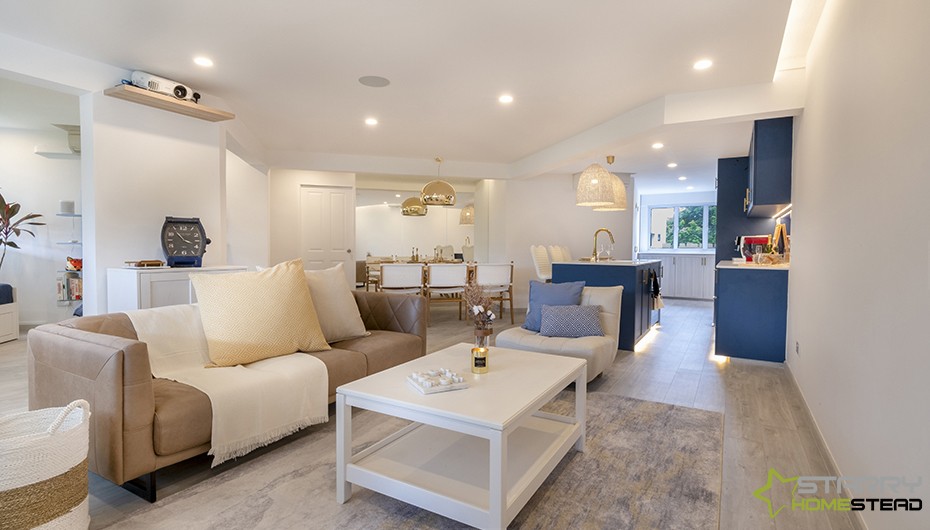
[638,254,715,300]
[107,266,248,312]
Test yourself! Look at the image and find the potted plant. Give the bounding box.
[0,191,45,271]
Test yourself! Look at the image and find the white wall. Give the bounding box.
[481,173,635,308]
[787,2,930,529]
[83,93,225,314]
[225,150,270,268]
[356,205,474,259]
[269,168,355,266]
[0,128,81,324]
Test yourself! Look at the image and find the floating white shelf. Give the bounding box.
[56,213,82,218]
[34,146,80,159]
[104,84,236,122]
[56,241,82,246]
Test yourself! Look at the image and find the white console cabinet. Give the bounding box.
[0,288,18,343]
[107,266,248,312]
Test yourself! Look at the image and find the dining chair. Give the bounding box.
[530,245,552,282]
[425,263,469,325]
[548,245,566,263]
[560,245,573,261]
[378,263,425,296]
[474,262,514,324]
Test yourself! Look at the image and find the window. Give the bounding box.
[648,204,717,250]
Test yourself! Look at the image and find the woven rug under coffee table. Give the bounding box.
[108,392,722,529]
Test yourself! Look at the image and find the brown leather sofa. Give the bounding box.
[27,290,426,501]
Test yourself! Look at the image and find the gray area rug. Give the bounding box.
[108,392,722,529]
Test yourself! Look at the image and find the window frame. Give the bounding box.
[647,203,717,251]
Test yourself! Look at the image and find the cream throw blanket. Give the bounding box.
[126,305,329,467]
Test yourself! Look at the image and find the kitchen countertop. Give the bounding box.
[716,259,790,271]
[637,250,715,255]
[553,259,661,266]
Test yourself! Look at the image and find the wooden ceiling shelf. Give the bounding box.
[104,84,235,122]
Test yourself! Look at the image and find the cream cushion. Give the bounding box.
[495,285,622,382]
[304,263,367,342]
[191,259,330,367]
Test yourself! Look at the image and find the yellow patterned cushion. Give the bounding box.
[191,259,330,367]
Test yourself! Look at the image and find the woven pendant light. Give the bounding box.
[593,173,628,211]
[401,197,427,216]
[421,156,456,206]
[575,163,615,207]
[459,203,475,225]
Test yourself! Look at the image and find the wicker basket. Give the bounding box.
[0,400,91,529]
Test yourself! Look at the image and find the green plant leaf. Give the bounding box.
[8,203,20,217]
[5,241,20,249]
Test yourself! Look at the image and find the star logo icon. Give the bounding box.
[754,468,799,518]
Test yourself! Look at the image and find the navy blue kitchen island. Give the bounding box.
[552,260,661,351]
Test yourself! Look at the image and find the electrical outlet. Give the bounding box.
[795,341,800,356]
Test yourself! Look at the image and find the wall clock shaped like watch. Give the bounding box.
[161,216,211,267]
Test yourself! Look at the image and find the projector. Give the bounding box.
[130,71,200,102]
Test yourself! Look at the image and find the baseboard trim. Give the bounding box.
[785,363,868,530]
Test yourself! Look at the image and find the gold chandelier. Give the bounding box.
[421,156,456,206]
[401,197,427,216]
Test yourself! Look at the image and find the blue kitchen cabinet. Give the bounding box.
[747,116,793,218]
[715,265,788,362]
[716,156,776,265]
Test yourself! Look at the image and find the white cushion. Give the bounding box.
[304,263,368,342]
[496,285,622,381]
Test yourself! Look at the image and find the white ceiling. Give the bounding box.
[356,189,474,208]
[0,0,812,194]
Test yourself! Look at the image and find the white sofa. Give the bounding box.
[495,285,622,382]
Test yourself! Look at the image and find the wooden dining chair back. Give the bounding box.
[425,263,469,324]
[474,262,514,324]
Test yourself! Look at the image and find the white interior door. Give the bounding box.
[300,185,355,285]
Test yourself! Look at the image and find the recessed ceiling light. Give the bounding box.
[383,201,388,205]
[667,162,678,168]
[678,176,687,181]
[359,76,391,88]
[395,194,401,198]
[686,185,695,190]
[498,94,514,104]
[651,142,664,149]
[365,118,378,126]
[693,58,713,70]
[193,56,214,67]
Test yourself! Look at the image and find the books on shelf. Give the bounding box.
[57,273,83,302]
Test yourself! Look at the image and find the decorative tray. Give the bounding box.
[406,368,468,394]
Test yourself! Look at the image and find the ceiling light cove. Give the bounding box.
[193,56,214,67]
[678,176,688,181]
[498,94,514,104]
[693,58,713,70]
[651,142,664,149]
[364,117,378,126]
[667,162,678,168]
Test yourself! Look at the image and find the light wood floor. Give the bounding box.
[0,300,862,529]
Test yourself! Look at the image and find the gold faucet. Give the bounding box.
[592,228,615,261]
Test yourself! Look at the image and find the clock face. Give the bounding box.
[163,222,205,257]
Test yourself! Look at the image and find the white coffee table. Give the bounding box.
[335,343,586,530]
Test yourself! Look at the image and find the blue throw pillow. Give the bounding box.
[523,280,585,332]
[539,305,604,338]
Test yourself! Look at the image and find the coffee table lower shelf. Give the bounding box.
[347,414,580,529]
